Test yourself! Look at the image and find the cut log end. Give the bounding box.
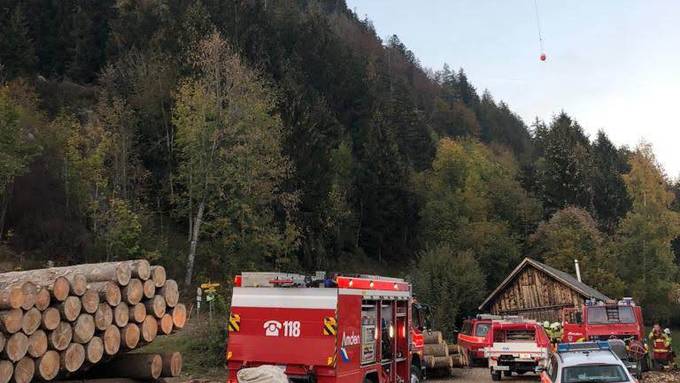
[102,326,121,356]
[27,330,47,358]
[21,307,41,335]
[13,357,34,383]
[60,343,85,372]
[86,336,104,364]
[72,314,95,344]
[141,315,158,343]
[0,286,23,310]
[19,282,37,311]
[159,279,179,307]
[122,279,143,305]
[121,323,140,349]
[0,309,23,334]
[92,281,121,306]
[4,332,28,362]
[146,294,166,319]
[48,322,72,351]
[70,273,88,297]
[151,265,166,288]
[171,303,186,329]
[35,288,51,310]
[51,277,70,302]
[131,259,151,281]
[158,314,173,335]
[36,350,59,381]
[41,307,61,331]
[94,303,113,331]
[113,303,129,327]
[0,360,12,383]
[60,296,82,322]
[104,353,162,380]
[81,289,100,314]
[143,279,156,299]
[116,263,132,286]
[131,303,146,323]
[161,352,182,377]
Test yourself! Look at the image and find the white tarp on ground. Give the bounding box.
[237,365,289,383]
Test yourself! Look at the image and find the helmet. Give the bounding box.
[543,321,550,328]
[664,328,671,336]
[550,322,561,330]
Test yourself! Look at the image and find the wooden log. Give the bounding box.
[0,333,4,354]
[0,360,12,383]
[145,295,166,319]
[35,287,51,310]
[73,314,95,344]
[158,280,178,308]
[451,353,465,368]
[59,296,82,322]
[130,303,146,323]
[0,262,132,290]
[3,332,28,362]
[88,282,121,307]
[27,329,47,358]
[69,273,88,297]
[113,303,129,327]
[0,286,23,310]
[142,279,155,299]
[423,331,443,345]
[158,314,173,335]
[35,350,59,381]
[424,343,449,357]
[19,282,37,311]
[102,326,120,356]
[170,303,186,329]
[130,260,151,281]
[150,266,166,288]
[21,307,41,335]
[0,309,22,334]
[101,353,162,380]
[51,276,71,302]
[424,355,452,369]
[141,315,158,343]
[41,307,60,331]
[94,303,113,331]
[48,321,72,351]
[13,356,34,383]
[160,352,182,377]
[81,288,100,314]
[60,343,85,373]
[85,336,104,364]
[121,279,143,305]
[120,323,140,349]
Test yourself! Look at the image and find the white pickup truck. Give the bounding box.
[483,320,551,381]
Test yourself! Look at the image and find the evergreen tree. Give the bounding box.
[591,131,631,231]
[0,6,37,79]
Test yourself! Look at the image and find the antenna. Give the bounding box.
[574,259,582,282]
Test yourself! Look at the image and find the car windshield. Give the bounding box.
[475,323,490,337]
[562,364,630,383]
[587,306,636,324]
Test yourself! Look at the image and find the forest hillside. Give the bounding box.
[1,0,680,328]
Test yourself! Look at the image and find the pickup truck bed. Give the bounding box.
[485,342,549,380]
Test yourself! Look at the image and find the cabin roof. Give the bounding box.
[478,257,610,311]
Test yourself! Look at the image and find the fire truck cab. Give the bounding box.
[226,272,425,383]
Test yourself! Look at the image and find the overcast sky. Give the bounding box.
[346,0,680,178]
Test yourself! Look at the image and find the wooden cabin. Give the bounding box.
[478,257,610,322]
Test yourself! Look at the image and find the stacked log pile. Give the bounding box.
[0,260,186,382]
[423,331,466,377]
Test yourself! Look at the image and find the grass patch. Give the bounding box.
[141,318,228,379]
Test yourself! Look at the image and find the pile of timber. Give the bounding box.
[423,331,465,377]
[0,260,187,383]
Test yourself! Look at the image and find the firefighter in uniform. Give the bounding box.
[649,324,673,370]
[549,322,563,343]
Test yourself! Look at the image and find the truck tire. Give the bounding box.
[491,370,502,381]
[410,363,421,383]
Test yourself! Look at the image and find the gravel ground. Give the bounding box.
[431,368,539,383]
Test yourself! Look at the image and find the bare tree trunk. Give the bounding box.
[0,181,13,241]
[184,201,204,287]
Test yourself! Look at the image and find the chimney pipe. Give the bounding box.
[574,259,582,282]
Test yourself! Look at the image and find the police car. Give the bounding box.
[540,342,638,383]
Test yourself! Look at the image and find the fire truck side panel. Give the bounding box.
[228,287,338,369]
[336,294,365,382]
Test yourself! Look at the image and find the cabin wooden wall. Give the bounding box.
[488,266,583,322]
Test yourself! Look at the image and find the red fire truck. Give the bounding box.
[561,298,648,376]
[226,272,426,383]
[457,315,495,365]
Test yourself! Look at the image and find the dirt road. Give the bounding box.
[430,368,679,383]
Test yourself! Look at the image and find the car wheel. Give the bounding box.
[410,364,421,383]
[491,370,502,381]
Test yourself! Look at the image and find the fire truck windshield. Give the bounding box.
[586,306,636,324]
